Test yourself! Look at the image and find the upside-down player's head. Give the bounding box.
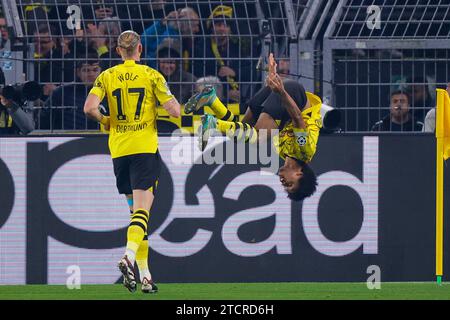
[116,30,142,61]
[278,158,317,201]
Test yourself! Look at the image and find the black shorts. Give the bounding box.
[247,79,307,128]
[112,152,161,195]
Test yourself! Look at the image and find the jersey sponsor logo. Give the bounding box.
[115,122,149,133]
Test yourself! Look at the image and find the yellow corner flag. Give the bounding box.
[436,89,450,159]
[435,88,450,285]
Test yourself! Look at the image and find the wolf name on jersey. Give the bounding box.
[90,60,174,158]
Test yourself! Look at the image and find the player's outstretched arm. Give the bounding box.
[267,72,307,130]
[162,97,181,118]
[84,93,110,129]
[267,53,307,129]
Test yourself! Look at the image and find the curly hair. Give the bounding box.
[287,160,318,202]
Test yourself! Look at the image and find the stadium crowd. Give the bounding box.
[0,1,445,134]
[0,1,262,133]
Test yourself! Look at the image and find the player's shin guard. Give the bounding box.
[217,120,258,144]
[125,208,149,263]
[211,97,235,122]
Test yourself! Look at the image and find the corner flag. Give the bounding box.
[435,88,450,284]
[436,89,450,159]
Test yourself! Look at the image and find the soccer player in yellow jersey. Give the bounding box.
[185,53,321,201]
[83,30,180,293]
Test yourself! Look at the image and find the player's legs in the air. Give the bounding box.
[213,109,279,143]
[205,80,308,148]
[198,114,260,151]
[196,86,273,150]
[189,86,235,150]
[195,81,306,150]
[187,84,272,121]
[184,85,235,121]
[198,88,276,150]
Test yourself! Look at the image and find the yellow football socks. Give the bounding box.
[210,97,235,121]
[136,233,152,281]
[125,208,149,263]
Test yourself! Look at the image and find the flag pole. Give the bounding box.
[436,89,446,285]
[436,136,444,285]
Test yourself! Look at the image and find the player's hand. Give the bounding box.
[268,53,277,75]
[218,66,236,78]
[100,115,110,131]
[267,73,285,95]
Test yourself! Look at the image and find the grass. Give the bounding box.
[0,282,449,300]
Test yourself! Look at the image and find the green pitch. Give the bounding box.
[0,283,449,300]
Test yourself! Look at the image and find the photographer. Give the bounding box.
[0,69,36,135]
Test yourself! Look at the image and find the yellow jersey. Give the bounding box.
[90,60,174,158]
[273,92,322,162]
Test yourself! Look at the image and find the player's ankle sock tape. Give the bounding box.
[127,198,134,208]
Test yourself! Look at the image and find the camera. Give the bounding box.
[320,104,342,133]
[0,81,42,105]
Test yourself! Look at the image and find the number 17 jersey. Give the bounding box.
[89,60,174,158]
